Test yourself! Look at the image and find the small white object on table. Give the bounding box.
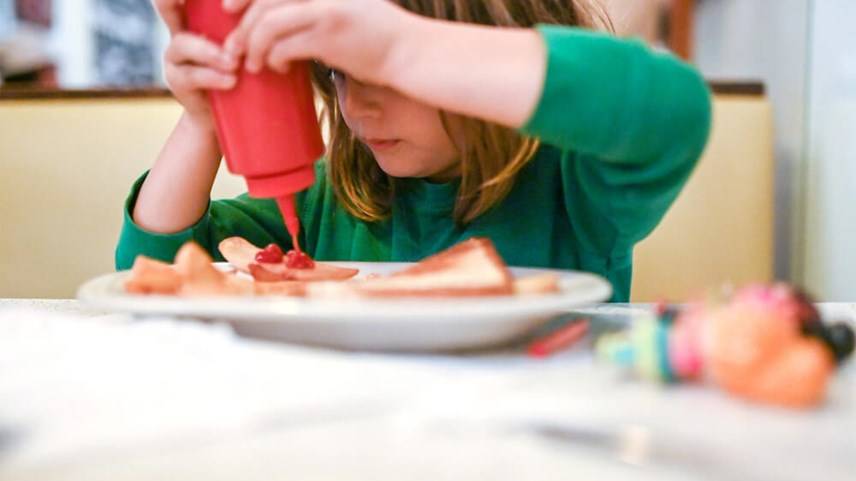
[0,299,853,481]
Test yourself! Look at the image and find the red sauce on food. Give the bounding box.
[255,244,284,264]
[255,244,315,269]
[285,249,315,269]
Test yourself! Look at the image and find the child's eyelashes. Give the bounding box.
[330,68,347,84]
[312,61,347,86]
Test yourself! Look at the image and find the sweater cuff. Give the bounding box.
[114,171,212,270]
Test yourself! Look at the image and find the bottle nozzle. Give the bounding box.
[276,194,302,253]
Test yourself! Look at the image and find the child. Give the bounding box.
[117,0,711,302]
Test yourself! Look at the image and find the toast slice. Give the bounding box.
[309,238,514,298]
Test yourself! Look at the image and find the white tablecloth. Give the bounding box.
[1,300,854,481]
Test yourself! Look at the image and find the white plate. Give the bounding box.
[78,262,612,352]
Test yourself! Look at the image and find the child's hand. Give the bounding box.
[153,0,239,129]
[222,0,412,86]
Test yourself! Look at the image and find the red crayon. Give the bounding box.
[528,319,590,358]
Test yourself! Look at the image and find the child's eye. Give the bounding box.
[330,69,346,84]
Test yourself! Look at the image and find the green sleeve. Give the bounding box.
[522,25,712,258]
[114,167,323,270]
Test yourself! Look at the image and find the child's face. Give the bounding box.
[334,73,460,182]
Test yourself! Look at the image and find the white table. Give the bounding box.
[0,300,854,481]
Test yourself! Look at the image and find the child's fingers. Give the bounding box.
[153,0,186,34]
[166,63,238,91]
[232,0,295,42]
[166,33,238,71]
[224,0,306,57]
[242,3,320,73]
[222,0,254,14]
[266,31,316,73]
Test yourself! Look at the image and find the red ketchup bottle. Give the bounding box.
[184,0,324,265]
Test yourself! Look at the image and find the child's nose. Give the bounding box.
[342,78,383,120]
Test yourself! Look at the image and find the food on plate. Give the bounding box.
[127,242,299,297]
[219,237,359,282]
[307,238,511,298]
[513,273,561,296]
[124,257,182,295]
[124,237,562,299]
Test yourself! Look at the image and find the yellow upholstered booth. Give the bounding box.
[631,91,774,301]
[0,87,773,299]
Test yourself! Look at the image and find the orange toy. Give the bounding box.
[597,284,854,409]
[708,298,835,408]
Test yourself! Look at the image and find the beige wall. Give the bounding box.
[0,98,244,298]
[0,94,773,300]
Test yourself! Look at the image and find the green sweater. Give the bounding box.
[115,26,711,302]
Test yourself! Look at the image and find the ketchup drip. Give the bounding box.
[276,194,315,269]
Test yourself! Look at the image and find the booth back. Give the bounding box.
[0,91,773,300]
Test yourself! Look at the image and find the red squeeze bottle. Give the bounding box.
[184,0,324,258]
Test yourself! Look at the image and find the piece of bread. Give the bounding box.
[513,273,561,295]
[218,237,258,273]
[173,242,255,297]
[124,256,181,295]
[309,238,514,298]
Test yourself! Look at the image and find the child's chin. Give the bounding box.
[376,161,425,179]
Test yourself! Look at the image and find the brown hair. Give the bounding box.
[312,0,610,224]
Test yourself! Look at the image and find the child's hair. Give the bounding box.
[312,0,611,224]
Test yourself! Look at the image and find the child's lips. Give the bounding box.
[364,138,401,152]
